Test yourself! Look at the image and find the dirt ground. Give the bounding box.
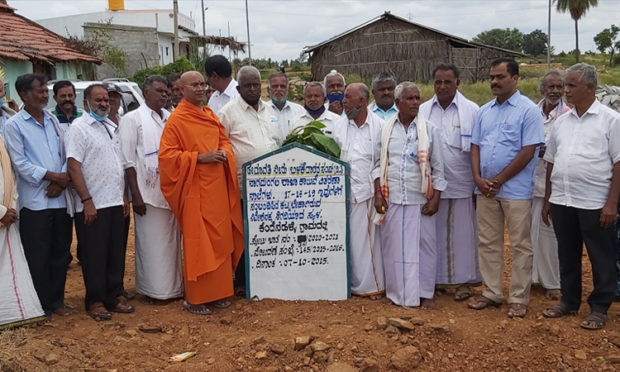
[1,223,619,372]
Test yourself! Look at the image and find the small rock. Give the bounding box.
[125,329,138,337]
[270,344,286,355]
[575,350,587,360]
[389,318,415,331]
[429,324,449,334]
[313,351,328,363]
[410,317,425,325]
[360,358,379,372]
[303,356,311,365]
[448,318,455,324]
[44,353,59,365]
[220,317,232,325]
[326,362,358,372]
[138,324,162,333]
[391,346,421,370]
[295,336,312,351]
[284,367,294,371]
[376,316,388,330]
[608,354,620,363]
[364,324,374,331]
[252,336,266,345]
[336,343,344,350]
[385,325,400,334]
[255,351,268,360]
[399,335,408,344]
[207,358,215,365]
[311,341,331,352]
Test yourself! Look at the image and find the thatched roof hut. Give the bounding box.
[303,12,523,83]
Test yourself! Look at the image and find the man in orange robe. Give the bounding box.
[159,71,244,315]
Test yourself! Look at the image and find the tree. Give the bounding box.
[472,28,523,52]
[556,0,599,63]
[594,25,620,66]
[523,29,548,56]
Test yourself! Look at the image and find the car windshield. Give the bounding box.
[46,84,143,114]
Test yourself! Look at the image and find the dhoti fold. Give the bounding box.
[134,205,184,300]
[435,198,481,285]
[349,199,384,296]
[381,203,436,307]
[530,197,560,290]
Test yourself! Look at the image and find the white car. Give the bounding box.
[46,78,145,115]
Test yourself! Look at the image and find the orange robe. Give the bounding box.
[159,99,244,304]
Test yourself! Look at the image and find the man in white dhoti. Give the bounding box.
[419,63,481,301]
[334,82,384,298]
[375,82,447,308]
[0,136,45,329]
[120,75,183,303]
[531,70,570,301]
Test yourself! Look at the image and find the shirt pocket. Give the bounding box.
[499,122,520,146]
[576,131,606,160]
[445,126,462,149]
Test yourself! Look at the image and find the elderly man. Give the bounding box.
[66,84,133,320]
[375,82,446,308]
[468,58,544,318]
[219,66,280,290]
[51,80,82,127]
[205,55,238,115]
[541,63,620,330]
[4,74,73,318]
[334,82,384,298]
[419,63,481,302]
[266,72,305,138]
[530,70,570,301]
[120,75,183,304]
[159,71,243,315]
[324,70,346,116]
[0,78,16,134]
[368,72,398,121]
[292,81,340,136]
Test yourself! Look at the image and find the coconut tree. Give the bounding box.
[556,0,598,62]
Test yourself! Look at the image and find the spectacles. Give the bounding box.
[185,82,207,89]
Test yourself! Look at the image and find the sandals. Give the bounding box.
[580,312,607,330]
[507,303,528,318]
[183,301,212,315]
[467,296,501,310]
[87,302,112,321]
[454,286,473,302]
[542,303,578,318]
[211,299,232,309]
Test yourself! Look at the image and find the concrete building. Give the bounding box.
[37,1,198,78]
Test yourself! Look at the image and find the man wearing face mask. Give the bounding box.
[333,82,385,299]
[66,83,132,320]
[323,70,346,116]
[4,74,73,318]
[51,81,82,130]
[265,72,304,139]
[291,81,340,136]
[219,66,280,291]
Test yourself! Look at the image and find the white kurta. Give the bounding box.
[333,112,384,295]
[0,160,45,328]
[420,94,480,286]
[119,107,183,300]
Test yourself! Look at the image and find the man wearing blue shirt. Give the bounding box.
[4,74,73,318]
[468,59,544,318]
[368,72,398,121]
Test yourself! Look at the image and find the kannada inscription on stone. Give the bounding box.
[243,143,350,301]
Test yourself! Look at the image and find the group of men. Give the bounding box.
[0,54,618,332]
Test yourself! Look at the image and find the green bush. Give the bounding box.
[132,57,197,87]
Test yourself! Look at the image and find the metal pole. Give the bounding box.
[547,0,551,67]
[173,0,179,61]
[201,0,206,58]
[245,0,252,65]
[228,21,231,61]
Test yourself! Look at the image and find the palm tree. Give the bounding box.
[555,0,598,62]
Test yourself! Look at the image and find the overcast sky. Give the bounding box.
[9,0,619,61]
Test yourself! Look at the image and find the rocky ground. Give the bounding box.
[1,227,619,372]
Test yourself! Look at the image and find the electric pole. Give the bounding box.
[173,0,180,61]
[245,0,252,65]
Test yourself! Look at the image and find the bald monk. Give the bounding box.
[159,71,244,315]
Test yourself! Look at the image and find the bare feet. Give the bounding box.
[420,298,436,309]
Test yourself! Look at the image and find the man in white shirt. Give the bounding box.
[334,82,384,298]
[292,82,340,136]
[205,55,238,116]
[542,63,620,330]
[367,72,398,121]
[219,65,280,291]
[265,72,305,139]
[530,70,570,301]
[375,82,447,308]
[66,84,133,320]
[120,75,183,304]
[419,64,481,302]
[324,70,346,116]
